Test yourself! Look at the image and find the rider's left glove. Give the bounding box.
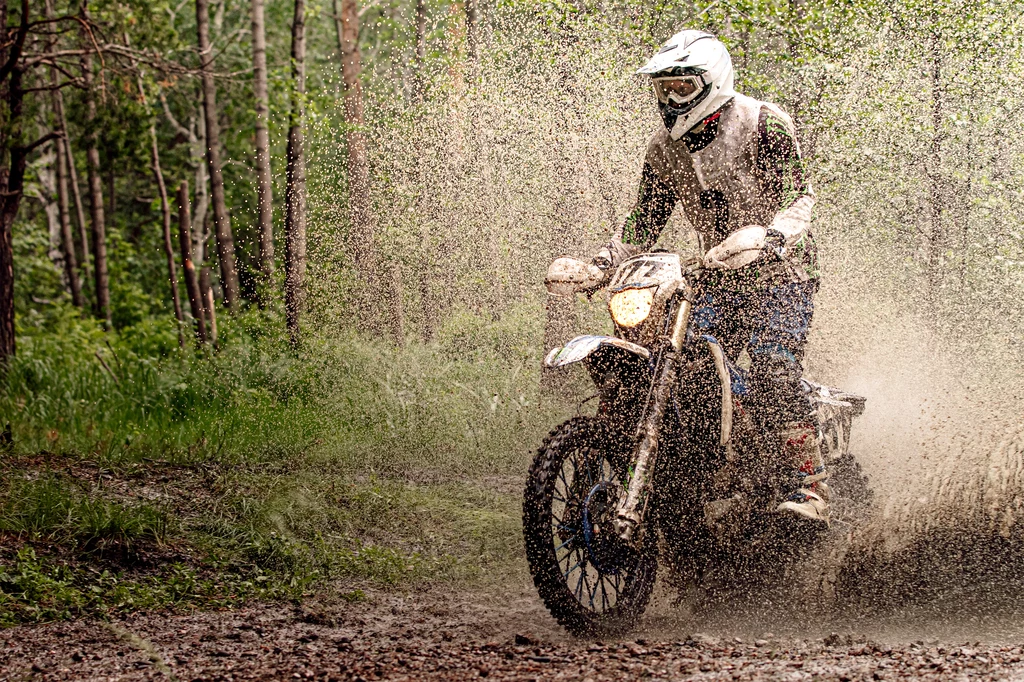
[762,228,787,260]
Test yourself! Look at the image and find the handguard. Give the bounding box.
[545,257,606,296]
[703,225,767,270]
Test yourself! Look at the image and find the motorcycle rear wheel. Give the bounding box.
[523,416,658,636]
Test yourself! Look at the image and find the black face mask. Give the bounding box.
[659,103,685,133]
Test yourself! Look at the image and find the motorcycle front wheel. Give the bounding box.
[523,416,658,636]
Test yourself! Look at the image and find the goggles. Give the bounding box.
[652,74,705,108]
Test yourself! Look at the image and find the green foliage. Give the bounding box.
[2,311,306,463]
[0,548,300,627]
[0,304,552,625]
[0,549,86,626]
[0,475,169,558]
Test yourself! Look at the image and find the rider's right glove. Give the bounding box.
[592,236,640,272]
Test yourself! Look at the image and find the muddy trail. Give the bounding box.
[6,575,1024,682]
[5,349,1024,680]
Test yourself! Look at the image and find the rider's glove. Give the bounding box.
[592,237,639,272]
[762,228,787,260]
[592,247,614,271]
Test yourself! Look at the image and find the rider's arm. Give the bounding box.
[622,162,677,249]
[757,106,815,245]
[594,163,676,269]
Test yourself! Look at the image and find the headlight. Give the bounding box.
[609,287,655,328]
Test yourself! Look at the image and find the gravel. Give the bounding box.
[4,585,1024,681]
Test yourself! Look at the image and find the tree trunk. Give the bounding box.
[199,266,218,348]
[160,91,210,269]
[0,147,18,359]
[419,264,435,342]
[409,0,427,360]
[927,28,945,313]
[284,0,307,346]
[43,0,82,308]
[192,106,211,266]
[0,114,21,359]
[0,0,31,362]
[53,138,82,307]
[336,0,379,330]
[81,49,110,327]
[414,0,426,99]
[39,151,64,278]
[176,181,207,345]
[956,176,971,291]
[0,183,14,358]
[388,263,404,347]
[196,0,240,310]
[465,0,479,66]
[61,119,89,286]
[251,0,274,286]
[150,125,184,347]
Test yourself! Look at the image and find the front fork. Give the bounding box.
[612,295,692,543]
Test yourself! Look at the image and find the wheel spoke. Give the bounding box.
[558,463,571,494]
[585,565,600,610]
[578,563,589,605]
[557,544,579,572]
[573,563,586,602]
[548,443,638,614]
[553,533,577,554]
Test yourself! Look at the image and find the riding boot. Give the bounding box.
[775,421,830,525]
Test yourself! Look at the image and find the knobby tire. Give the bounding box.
[522,416,658,636]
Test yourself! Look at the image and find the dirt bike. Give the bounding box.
[523,249,869,636]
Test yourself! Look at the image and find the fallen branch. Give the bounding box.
[94,350,120,384]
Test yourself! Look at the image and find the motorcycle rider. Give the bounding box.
[593,30,829,524]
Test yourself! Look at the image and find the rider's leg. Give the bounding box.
[689,278,746,349]
[747,281,829,524]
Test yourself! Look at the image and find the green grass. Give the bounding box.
[0,302,565,471]
[0,475,170,558]
[0,302,576,626]
[0,548,300,627]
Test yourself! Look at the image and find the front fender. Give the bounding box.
[544,335,650,369]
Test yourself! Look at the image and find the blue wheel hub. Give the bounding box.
[581,481,629,575]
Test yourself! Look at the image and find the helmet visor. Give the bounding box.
[652,75,705,108]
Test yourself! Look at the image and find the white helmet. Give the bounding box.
[637,30,736,140]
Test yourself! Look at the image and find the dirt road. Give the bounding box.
[5,580,1024,681]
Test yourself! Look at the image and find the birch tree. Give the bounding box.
[177,181,208,345]
[252,0,274,287]
[80,48,110,327]
[45,0,82,308]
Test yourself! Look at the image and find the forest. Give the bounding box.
[1,0,1023,658]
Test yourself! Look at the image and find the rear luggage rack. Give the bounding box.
[800,378,867,417]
